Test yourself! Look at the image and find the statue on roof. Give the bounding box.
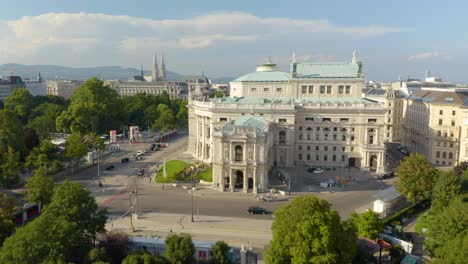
[352,50,357,64]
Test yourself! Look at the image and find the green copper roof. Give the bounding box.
[233,71,290,82]
[292,62,359,78]
[233,116,269,131]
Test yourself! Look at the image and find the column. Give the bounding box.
[253,168,258,193]
[195,115,199,157]
[229,169,233,192]
[201,117,205,159]
[243,170,248,193]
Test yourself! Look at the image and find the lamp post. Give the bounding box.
[191,170,195,223]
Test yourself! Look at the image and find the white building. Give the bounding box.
[23,73,46,96]
[46,80,83,99]
[188,53,387,193]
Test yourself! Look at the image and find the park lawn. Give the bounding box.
[198,166,213,182]
[155,160,190,183]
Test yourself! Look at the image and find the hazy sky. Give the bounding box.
[1,0,467,82]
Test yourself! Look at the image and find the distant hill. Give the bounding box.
[0,63,234,83]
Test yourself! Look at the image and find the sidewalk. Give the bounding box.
[107,212,272,251]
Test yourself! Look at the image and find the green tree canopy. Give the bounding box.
[0,147,21,188]
[25,168,55,205]
[27,102,65,137]
[98,231,133,264]
[0,212,82,264]
[0,193,16,218]
[56,77,123,134]
[0,109,25,155]
[65,132,88,164]
[395,153,437,203]
[44,181,107,244]
[164,234,196,264]
[264,195,356,264]
[430,232,467,264]
[211,241,230,264]
[0,212,15,247]
[122,252,166,264]
[349,211,383,239]
[4,88,34,123]
[421,194,468,258]
[432,171,462,208]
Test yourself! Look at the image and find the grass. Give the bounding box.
[198,166,213,182]
[155,160,190,183]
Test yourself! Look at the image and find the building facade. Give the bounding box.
[402,90,468,166]
[105,51,188,100]
[189,54,387,193]
[46,80,83,99]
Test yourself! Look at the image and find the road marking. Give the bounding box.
[99,189,127,207]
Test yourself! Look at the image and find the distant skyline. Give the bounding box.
[1,0,467,82]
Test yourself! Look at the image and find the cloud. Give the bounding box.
[408,51,453,61]
[0,12,407,67]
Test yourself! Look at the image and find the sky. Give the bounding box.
[0,0,467,82]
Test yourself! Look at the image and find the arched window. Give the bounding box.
[448,152,453,159]
[235,145,243,161]
[279,131,286,144]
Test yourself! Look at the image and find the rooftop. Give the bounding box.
[212,96,378,105]
[233,116,269,132]
[408,90,468,105]
[372,186,401,202]
[293,62,360,79]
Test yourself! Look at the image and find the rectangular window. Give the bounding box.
[326,85,332,94]
[338,85,344,94]
[324,155,328,161]
[320,85,326,94]
[324,146,328,151]
[298,154,302,160]
[308,85,314,93]
[368,119,377,123]
[345,85,351,94]
[298,145,302,150]
[342,135,346,141]
[219,117,227,122]
[450,142,453,147]
[307,146,311,150]
[439,119,443,125]
[351,147,354,151]
[301,85,307,94]
[316,146,319,151]
[299,126,303,131]
[440,110,443,115]
[305,117,314,121]
[340,118,349,122]
[369,135,374,144]
[263,87,269,92]
[451,120,455,126]
[323,118,331,122]
[276,87,282,92]
[316,155,320,161]
[332,155,336,161]
[351,135,355,141]
[333,134,337,140]
[279,118,287,123]
[333,146,337,151]
[307,154,310,160]
[436,151,440,158]
[251,88,256,92]
[452,110,456,116]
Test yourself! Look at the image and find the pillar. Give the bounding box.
[253,168,258,193]
[229,169,233,192]
[243,170,248,193]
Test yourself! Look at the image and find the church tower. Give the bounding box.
[160,50,166,81]
[152,50,159,82]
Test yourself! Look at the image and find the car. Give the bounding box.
[248,206,268,215]
[137,168,145,176]
[121,158,130,163]
[313,168,324,174]
[378,171,395,180]
[105,164,115,170]
[307,167,316,173]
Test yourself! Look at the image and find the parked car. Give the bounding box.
[137,168,145,176]
[378,171,395,180]
[313,167,324,174]
[105,164,115,170]
[307,167,316,173]
[121,157,130,163]
[400,148,410,155]
[248,206,268,215]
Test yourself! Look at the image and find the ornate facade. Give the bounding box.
[188,54,387,193]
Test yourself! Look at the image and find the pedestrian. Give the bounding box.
[162,184,165,190]
[149,177,152,183]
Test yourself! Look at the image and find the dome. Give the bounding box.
[233,58,289,82]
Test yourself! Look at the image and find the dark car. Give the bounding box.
[307,167,316,173]
[121,157,130,163]
[105,165,115,170]
[248,206,268,215]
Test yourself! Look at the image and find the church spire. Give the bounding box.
[160,50,166,81]
[152,50,159,82]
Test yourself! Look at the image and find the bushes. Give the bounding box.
[155,160,190,183]
[383,201,428,226]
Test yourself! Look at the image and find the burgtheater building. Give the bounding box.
[188,53,387,193]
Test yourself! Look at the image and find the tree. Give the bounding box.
[0,147,21,188]
[0,192,16,218]
[56,77,124,134]
[175,104,188,128]
[211,241,230,264]
[122,252,166,264]
[65,132,88,169]
[395,153,437,203]
[0,109,25,156]
[214,90,224,98]
[430,232,467,264]
[264,195,356,264]
[152,104,175,131]
[164,234,196,264]
[23,127,40,151]
[0,213,15,247]
[431,171,462,208]
[421,194,468,258]
[27,103,65,138]
[453,161,468,176]
[87,247,110,264]
[3,88,34,123]
[349,210,383,239]
[44,181,107,245]
[0,212,82,264]
[25,168,55,205]
[99,231,133,264]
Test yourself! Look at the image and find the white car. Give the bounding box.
[313,168,324,174]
